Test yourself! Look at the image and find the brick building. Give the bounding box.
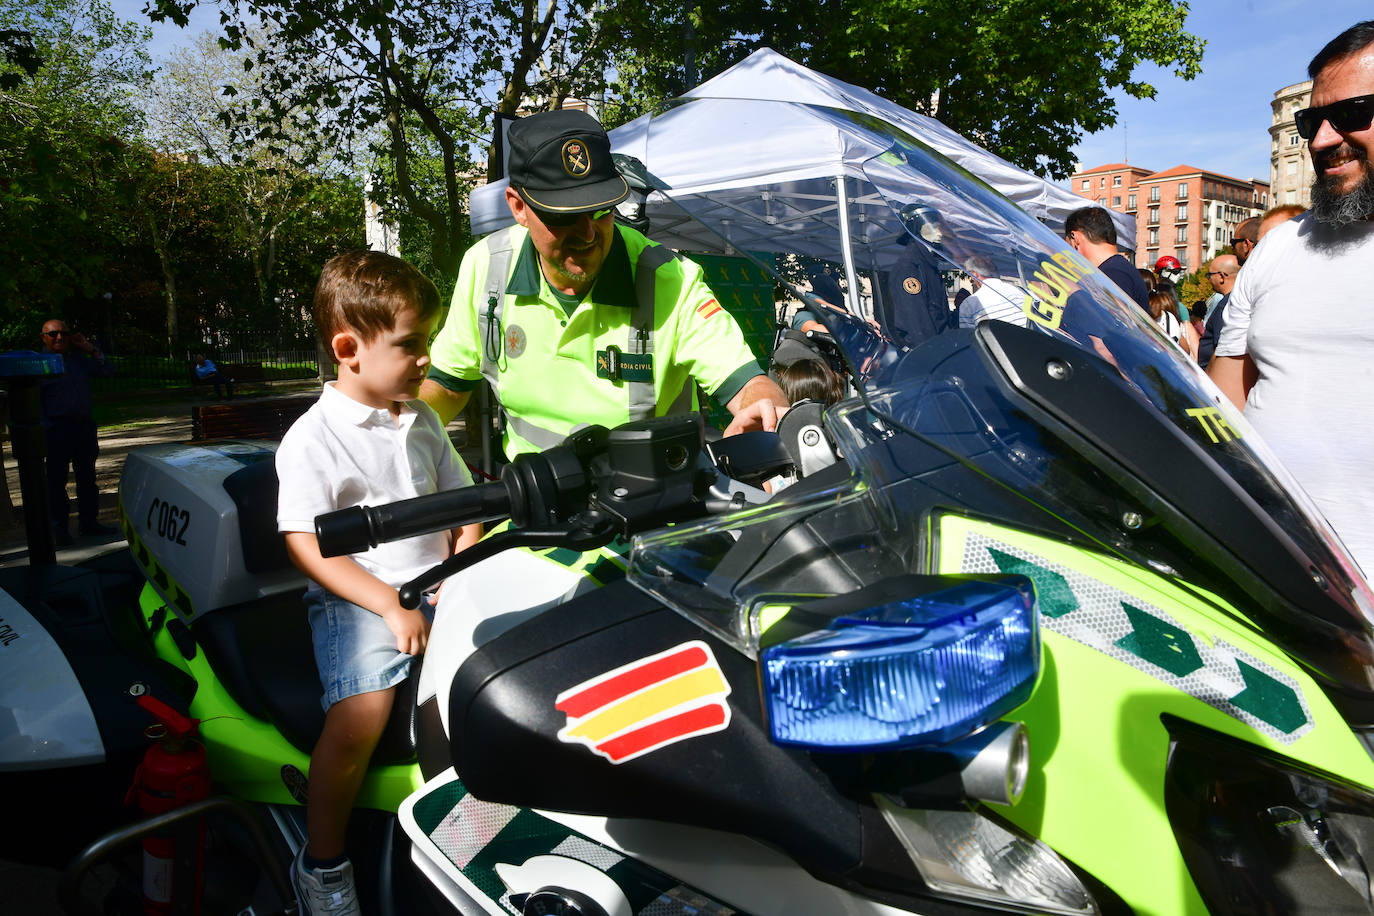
[1070,163,1270,272]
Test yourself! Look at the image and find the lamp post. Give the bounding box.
[102,290,114,353]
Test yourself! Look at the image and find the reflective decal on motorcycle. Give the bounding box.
[1185,406,1242,444]
[962,531,1313,744]
[555,640,732,764]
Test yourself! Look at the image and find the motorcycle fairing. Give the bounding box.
[401,768,747,916]
[930,516,1374,911]
[447,579,870,875]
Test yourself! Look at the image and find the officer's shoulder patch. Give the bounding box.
[903,277,922,295]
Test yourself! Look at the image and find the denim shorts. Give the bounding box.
[304,587,435,711]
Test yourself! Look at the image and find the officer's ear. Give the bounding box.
[331,330,359,368]
[506,187,530,228]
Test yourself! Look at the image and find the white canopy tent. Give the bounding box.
[470,48,1133,248]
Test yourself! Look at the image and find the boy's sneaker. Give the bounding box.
[291,848,361,915]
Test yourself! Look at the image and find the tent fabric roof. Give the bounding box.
[470,48,1135,248]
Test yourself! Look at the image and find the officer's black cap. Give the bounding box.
[507,110,629,214]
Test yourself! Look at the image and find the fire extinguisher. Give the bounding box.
[125,694,211,915]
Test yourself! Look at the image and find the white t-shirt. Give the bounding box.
[1155,309,1183,346]
[959,277,1030,328]
[1215,214,1374,575]
[276,383,474,589]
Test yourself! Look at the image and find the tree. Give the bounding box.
[605,0,1206,179]
[0,0,151,345]
[148,0,626,283]
[143,28,331,334]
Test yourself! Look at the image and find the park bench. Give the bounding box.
[190,360,267,394]
[191,395,313,442]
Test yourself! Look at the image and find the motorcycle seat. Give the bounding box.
[192,592,419,765]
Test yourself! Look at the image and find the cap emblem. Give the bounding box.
[562,139,590,178]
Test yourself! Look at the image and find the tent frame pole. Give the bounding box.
[833,174,866,321]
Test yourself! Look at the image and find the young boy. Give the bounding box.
[276,250,481,915]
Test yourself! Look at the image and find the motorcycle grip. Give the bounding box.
[315,481,513,557]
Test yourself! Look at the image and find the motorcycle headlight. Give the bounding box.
[1164,716,1374,913]
[877,796,1101,915]
[760,577,1039,750]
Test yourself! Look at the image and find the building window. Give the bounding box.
[1113,175,1122,187]
[1289,133,1301,146]
[1097,197,1106,206]
[1216,227,1223,241]
[1100,177,1106,188]
[1215,204,1223,218]
[1112,196,1121,207]
[1176,248,1187,267]
[1150,186,1160,202]
[1178,183,1188,198]
[1177,204,1188,221]
[1149,228,1159,245]
[1287,161,1298,175]
[1081,179,1090,190]
[1287,190,1297,204]
[1149,208,1159,224]
[1176,226,1187,243]
[1128,194,1137,210]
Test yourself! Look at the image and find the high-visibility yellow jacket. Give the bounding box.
[428,224,763,458]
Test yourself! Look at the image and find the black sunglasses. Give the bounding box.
[1294,93,1374,140]
[43,330,69,338]
[534,207,613,228]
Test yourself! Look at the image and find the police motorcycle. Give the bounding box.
[8,98,1374,916]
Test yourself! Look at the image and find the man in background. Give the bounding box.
[1064,206,1149,312]
[40,318,116,545]
[1196,253,1239,367]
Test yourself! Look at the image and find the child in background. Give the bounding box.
[775,356,846,406]
[276,250,481,915]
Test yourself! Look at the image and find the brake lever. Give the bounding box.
[396,513,620,609]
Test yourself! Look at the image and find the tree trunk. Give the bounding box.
[148,210,179,355]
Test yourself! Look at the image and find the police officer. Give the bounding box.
[420,110,788,457]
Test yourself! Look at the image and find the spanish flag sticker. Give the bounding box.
[555,641,732,764]
[696,298,721,320]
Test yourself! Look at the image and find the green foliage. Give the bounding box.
[0,0,151,343]
[1177,265,1211,309]
[147,0,625,283]
[605,0,1206,179]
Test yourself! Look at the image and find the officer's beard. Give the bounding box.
[1310,144,1374,231]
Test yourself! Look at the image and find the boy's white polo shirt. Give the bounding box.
[276,382,473,589]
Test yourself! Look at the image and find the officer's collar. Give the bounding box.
[507,225,635,308]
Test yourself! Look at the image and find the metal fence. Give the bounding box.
[92,335,321,393]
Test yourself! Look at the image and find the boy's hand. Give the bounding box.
[383,605,431,656]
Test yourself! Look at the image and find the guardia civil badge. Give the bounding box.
[562,139,590,177]
[903,277,922,295]
[505,324,527,358]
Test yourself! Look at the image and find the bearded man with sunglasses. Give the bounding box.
[1208,19,1374,575]
[421,110,788,460]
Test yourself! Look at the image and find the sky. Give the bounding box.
[111,0,1371,185]
[1067,0,1373,184]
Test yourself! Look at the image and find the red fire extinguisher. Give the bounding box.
[125,695,211,915]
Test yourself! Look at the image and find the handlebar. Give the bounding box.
[316,480,514,558]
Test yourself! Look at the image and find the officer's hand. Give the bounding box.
[723,399,787,437]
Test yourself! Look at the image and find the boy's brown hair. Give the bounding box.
[312,250,441,354]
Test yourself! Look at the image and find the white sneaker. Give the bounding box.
[291,848,361,915]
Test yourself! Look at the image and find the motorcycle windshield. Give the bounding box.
[626,100,1374,698]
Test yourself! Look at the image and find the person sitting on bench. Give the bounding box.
[194,355,234,399]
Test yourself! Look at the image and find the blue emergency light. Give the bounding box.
[760,578,1040,750]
